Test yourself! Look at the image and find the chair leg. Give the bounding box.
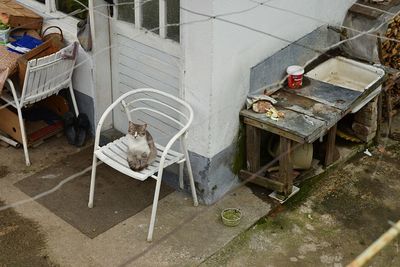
[17,107,30,166]
[69,84,79,117]
[182,139,198,207]
[147,176,163,242]
[179,162,184,190]
[88,156,98,208]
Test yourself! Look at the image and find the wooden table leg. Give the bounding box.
[325,124,337,167]
[246,124,261,172]
[279,136,293,196]
[387,90,393,138]
[375,93,383,145]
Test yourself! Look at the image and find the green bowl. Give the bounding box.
[221,208,242,227]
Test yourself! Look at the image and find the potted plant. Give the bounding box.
[0,22,10,45]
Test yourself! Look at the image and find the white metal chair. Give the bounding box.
[1,42,79,166]
[88,88,198,241]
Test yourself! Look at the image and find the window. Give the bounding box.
[33,0,88,19]
[117,0,180,42]
[55,0,88,20]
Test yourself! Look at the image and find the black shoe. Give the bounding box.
[75,113,90,147]
[63,112,77,145]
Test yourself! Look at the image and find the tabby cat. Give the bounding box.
[126,122,157,171]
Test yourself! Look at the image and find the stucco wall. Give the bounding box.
[207,0,357,158]
[181,0,214,157]
[182,0,356,158]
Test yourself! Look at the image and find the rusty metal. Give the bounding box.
[347,219,400,267]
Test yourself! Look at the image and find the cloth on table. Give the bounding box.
[7,35,43,54]
[0,45,21,94]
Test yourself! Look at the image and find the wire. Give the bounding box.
[248,0,400,44]
[353,2,397,16]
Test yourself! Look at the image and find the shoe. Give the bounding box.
[63,112,76,145]
[75,113,90,147]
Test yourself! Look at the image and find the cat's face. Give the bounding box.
[128,121,147,139]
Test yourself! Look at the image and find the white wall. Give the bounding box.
[183,0,356,158]
[18,0,96,100]
[181,0,214,157]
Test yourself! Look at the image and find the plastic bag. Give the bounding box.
[77,17,92,52]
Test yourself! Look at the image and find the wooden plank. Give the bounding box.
[239,170,285,192]
[272,90,342,128]
[241,109,325,143]
[243,117,304,144]
[118,64,179,95]
[0,0,43,30]
[119,44,180,78]
[118,34,180,66]
[375,93,383,145]
[279,137,293,196]
[119,53,179,88]
[325,124,337,167]
[291,78,363,111]
[246,124,261,172]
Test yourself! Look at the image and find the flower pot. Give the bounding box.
[0,27,10,45]
[221,208,242,227]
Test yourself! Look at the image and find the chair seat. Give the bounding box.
[95,135,185,181]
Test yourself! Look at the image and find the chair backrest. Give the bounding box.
[20,44,76,106]
[122,89,193,144]
[99,88,193,148]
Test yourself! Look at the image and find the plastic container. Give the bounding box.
[221,208,242,227]
[0,27,10,45]
[286,65,304,89]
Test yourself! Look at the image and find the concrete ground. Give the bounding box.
[0,137,270,266]
[1,115,400,266]
[201,116,400,267]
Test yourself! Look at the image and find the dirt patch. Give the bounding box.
[201,142,400,267]
[0,200,56,266]
[0,166,9,179]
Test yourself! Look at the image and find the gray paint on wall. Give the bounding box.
[250,25,340,94]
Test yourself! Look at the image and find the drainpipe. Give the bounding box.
[88,0,96,50]
[347,219,400,267]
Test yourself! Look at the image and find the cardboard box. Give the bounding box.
[0,0,43,30]
[0,95,68,146]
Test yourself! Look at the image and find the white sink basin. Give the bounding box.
[305,56,385,113]
[305,56,384,92]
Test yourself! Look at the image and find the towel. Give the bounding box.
[6,35,43,54]
[60,42,78,60]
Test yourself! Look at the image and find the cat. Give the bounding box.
[126,121,157,171]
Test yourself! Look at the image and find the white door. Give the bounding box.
[110,0,182,144]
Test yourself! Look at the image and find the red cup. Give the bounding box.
[287,65,304,89]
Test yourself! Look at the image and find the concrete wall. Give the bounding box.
[180,0,356,203]
[209,0,356,157]
[181,0,214,157]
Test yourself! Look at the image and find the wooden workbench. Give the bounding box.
[240,77,383,197]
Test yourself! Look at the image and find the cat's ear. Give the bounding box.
[139,123,147,132]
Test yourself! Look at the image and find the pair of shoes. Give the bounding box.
[63,112,90,147]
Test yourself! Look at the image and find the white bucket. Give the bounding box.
[0,27,10,45]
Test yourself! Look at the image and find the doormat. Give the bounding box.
[14,147,174,238]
